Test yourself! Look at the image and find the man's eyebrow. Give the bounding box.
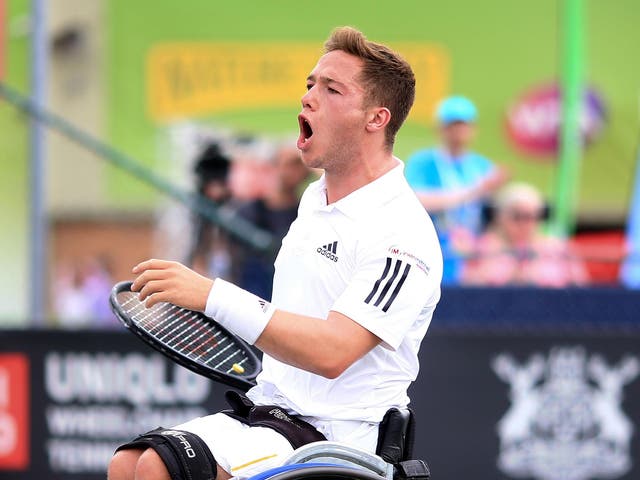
[306,74,346,88]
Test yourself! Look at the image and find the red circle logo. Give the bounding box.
[505,83,606,158]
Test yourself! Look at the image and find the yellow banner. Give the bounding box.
[147,42,449,125]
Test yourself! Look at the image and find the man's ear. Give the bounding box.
[365,107,391,133]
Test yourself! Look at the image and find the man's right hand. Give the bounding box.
[131,259,214,311]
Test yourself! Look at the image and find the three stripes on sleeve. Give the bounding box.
[364,258,411,313]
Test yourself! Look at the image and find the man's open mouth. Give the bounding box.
[298,115,314,147]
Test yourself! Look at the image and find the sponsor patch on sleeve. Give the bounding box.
[387,245,431,276]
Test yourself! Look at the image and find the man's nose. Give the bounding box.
[301,87,316,110]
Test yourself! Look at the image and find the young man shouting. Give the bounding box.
[108,26,442,480]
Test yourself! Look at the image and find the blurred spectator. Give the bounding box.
[53,256,116,328]
[462,183,589,287]
[228,136,277,202]
[187,142,237,280]
[237,144,312,298]
[53,262,91,328]
[405,96,508,284]
[82,256,117,327]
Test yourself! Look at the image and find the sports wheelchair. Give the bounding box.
[248,408,430,480]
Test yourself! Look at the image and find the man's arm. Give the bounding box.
[131,259,380,379]
[414,166,509,212]
[256,309,380,378]
[414,187,480,212]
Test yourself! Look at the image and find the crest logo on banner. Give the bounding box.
[492,347,639,480]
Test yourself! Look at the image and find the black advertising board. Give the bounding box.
[0,330,233,479]
[411,332,640,480]
[1,328,639,480]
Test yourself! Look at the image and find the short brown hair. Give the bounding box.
[324,26,415,148]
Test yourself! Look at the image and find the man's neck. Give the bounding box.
[324,151,397,204]
[445,144,467,158]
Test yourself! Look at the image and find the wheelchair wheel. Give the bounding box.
[262,464,386,480]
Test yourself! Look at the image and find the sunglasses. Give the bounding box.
[506,210,542,222]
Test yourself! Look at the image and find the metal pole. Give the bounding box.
[0,82,275,253]
[550,0,585,237]
[0,0,5,81]
[29,0,47,325]
[620,94,640,288]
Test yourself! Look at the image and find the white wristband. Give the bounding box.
[204,279,275,345]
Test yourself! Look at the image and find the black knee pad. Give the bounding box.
[116,427,217,480]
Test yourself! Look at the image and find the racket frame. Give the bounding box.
[110,281,260,391]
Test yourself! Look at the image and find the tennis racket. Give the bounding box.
[110,281,261,391]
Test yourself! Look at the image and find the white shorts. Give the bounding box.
[175,413,294,479]
[174,413,379,479]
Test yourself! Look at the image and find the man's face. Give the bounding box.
[440,121,475,152]
[297,50,369,171]
[203,179,230,204]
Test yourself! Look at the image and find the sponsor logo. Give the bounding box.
[161,430,197,458]
[268,408,296,425]
[317,241,339,262]
[45,352,210,405]
[258,299,270,313]
[147,42,447,125]
[493,347,639,480]
[0,354,30,470]
[43,352,209,474]
[387,245,430,275]
[504,83,606,158]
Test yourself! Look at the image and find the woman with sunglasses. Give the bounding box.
[463,182,588,287]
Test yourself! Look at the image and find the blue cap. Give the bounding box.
[436,96,477,124]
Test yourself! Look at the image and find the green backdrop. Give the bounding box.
[105,0,640,218]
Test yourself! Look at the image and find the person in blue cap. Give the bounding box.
[405,95,508,284]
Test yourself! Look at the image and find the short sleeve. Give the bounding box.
[470,153,496,178]
[331,238,441,351]
[404,150,440,191]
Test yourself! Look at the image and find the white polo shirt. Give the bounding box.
[247,161,442,428]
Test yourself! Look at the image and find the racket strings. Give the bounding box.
[117,292,256,376]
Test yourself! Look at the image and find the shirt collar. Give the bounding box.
[309,159,406,218]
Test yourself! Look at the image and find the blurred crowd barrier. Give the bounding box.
[47,216,633,332]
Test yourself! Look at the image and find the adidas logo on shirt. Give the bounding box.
[317,241,339,262]
[258,299,270,313]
